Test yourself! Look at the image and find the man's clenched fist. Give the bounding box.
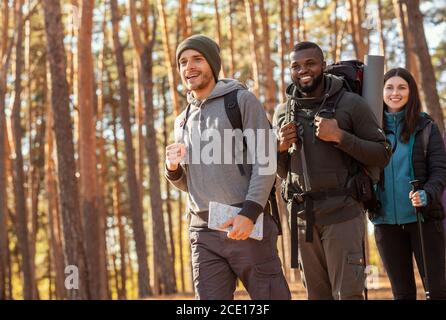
[278,122,298,153]
[314,116,343,143]
[166,143,186,171]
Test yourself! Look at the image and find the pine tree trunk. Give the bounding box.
[96,17,111,300]
[405,0,445,133]
[179,0,191,39]
[244,0,261,97]
[44,93,66,300]
[0,0,12,300]
[24,6,40,300]
[259,0,276,114]
[287,0,294,47]
[227,0,236,78]
[376,0,386,61]
[393,0,419,81]
[213,0,225,78]
[330,0,339,62]
[347,0,368,59]
[133,58,145,200]
[42,0,90,299]
[278,0,286,103]
[12,0,36,299]
[162,80,177,288]
[110,0,151,298]
[178,193,185,292]
[78,0,104,299]
[111,101,127,300]
[128,0,176,294]
[300,0,307,41]
[157,0,181,116]
[140,37,177,296]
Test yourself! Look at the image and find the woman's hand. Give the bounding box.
[409,190,428,207]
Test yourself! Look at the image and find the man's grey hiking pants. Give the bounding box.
[189,213,291,300]
[297,214,366,300]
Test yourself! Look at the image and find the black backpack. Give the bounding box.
[183,89,282,234]
[323,60,379,210]
[325,60,364,95]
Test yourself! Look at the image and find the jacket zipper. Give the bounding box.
[392,114,398,225]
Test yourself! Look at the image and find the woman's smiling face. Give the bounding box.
[383,76,410,113]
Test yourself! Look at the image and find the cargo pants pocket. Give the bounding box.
[251,258,291,300]
[339,252,366,300]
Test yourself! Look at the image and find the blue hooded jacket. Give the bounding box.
[372,110,417,225]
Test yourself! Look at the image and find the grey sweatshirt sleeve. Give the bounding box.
[164,113,188,192]
[164,164,188,192]
[237,90,277,222]
[273,103,290,180]
[336,95,392,168]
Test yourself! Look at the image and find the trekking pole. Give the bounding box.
[409,180,431,300]
[362,236,368,300]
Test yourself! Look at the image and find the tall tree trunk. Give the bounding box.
[42,0,90,299]
[294,0,302,44]
[405,0,445,133]
[97,12,111,301]
[11,0,36,299]
[24,2,40,300]
[110,0,151,298]
[393,0,419,81]
[227,0,236,77]
[0,0,13,300]
[140,28,177,297]
[213,0,225,78]
[347,0,368,59]
[244,0,261,97]
[287,0,294,47]
[111,102,127,300]
[162,80,177,289]
[27,76,45,301]
[278,0,286,113]
[44,80,66,300]
[300,0,307,41]
[133,58,145,200]
[179,0,191,39]
[157,0,181,116]
[376,0,386,62]
[78,0,104,299]
[258,0,276,114]
[330,0,339,62]
[129,0,176,295]
[178,193,185,292]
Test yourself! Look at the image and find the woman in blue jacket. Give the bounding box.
[372,67,446,299]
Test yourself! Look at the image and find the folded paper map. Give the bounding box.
[208,201,264,241]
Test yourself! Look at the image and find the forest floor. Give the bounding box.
[149,275,426,300]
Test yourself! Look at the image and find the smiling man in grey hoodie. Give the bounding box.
[165,34,290,300]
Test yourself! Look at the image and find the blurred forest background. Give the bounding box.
[0,0,445,300]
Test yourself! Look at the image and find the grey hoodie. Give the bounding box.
[165,79,276,229]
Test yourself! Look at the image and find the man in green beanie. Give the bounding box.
[165,34,290,300]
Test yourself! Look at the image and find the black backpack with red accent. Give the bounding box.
[325,60,364,95]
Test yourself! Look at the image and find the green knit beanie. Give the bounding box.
[176,34,221,81]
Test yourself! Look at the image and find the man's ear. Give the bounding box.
[322,60,327,71]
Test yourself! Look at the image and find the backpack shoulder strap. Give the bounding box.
[181,103,192,132]
[224,88,281,233]
[224,89,242,131]
[223,89,247,176]
[421,121,433,159]
[323,87,345,115]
